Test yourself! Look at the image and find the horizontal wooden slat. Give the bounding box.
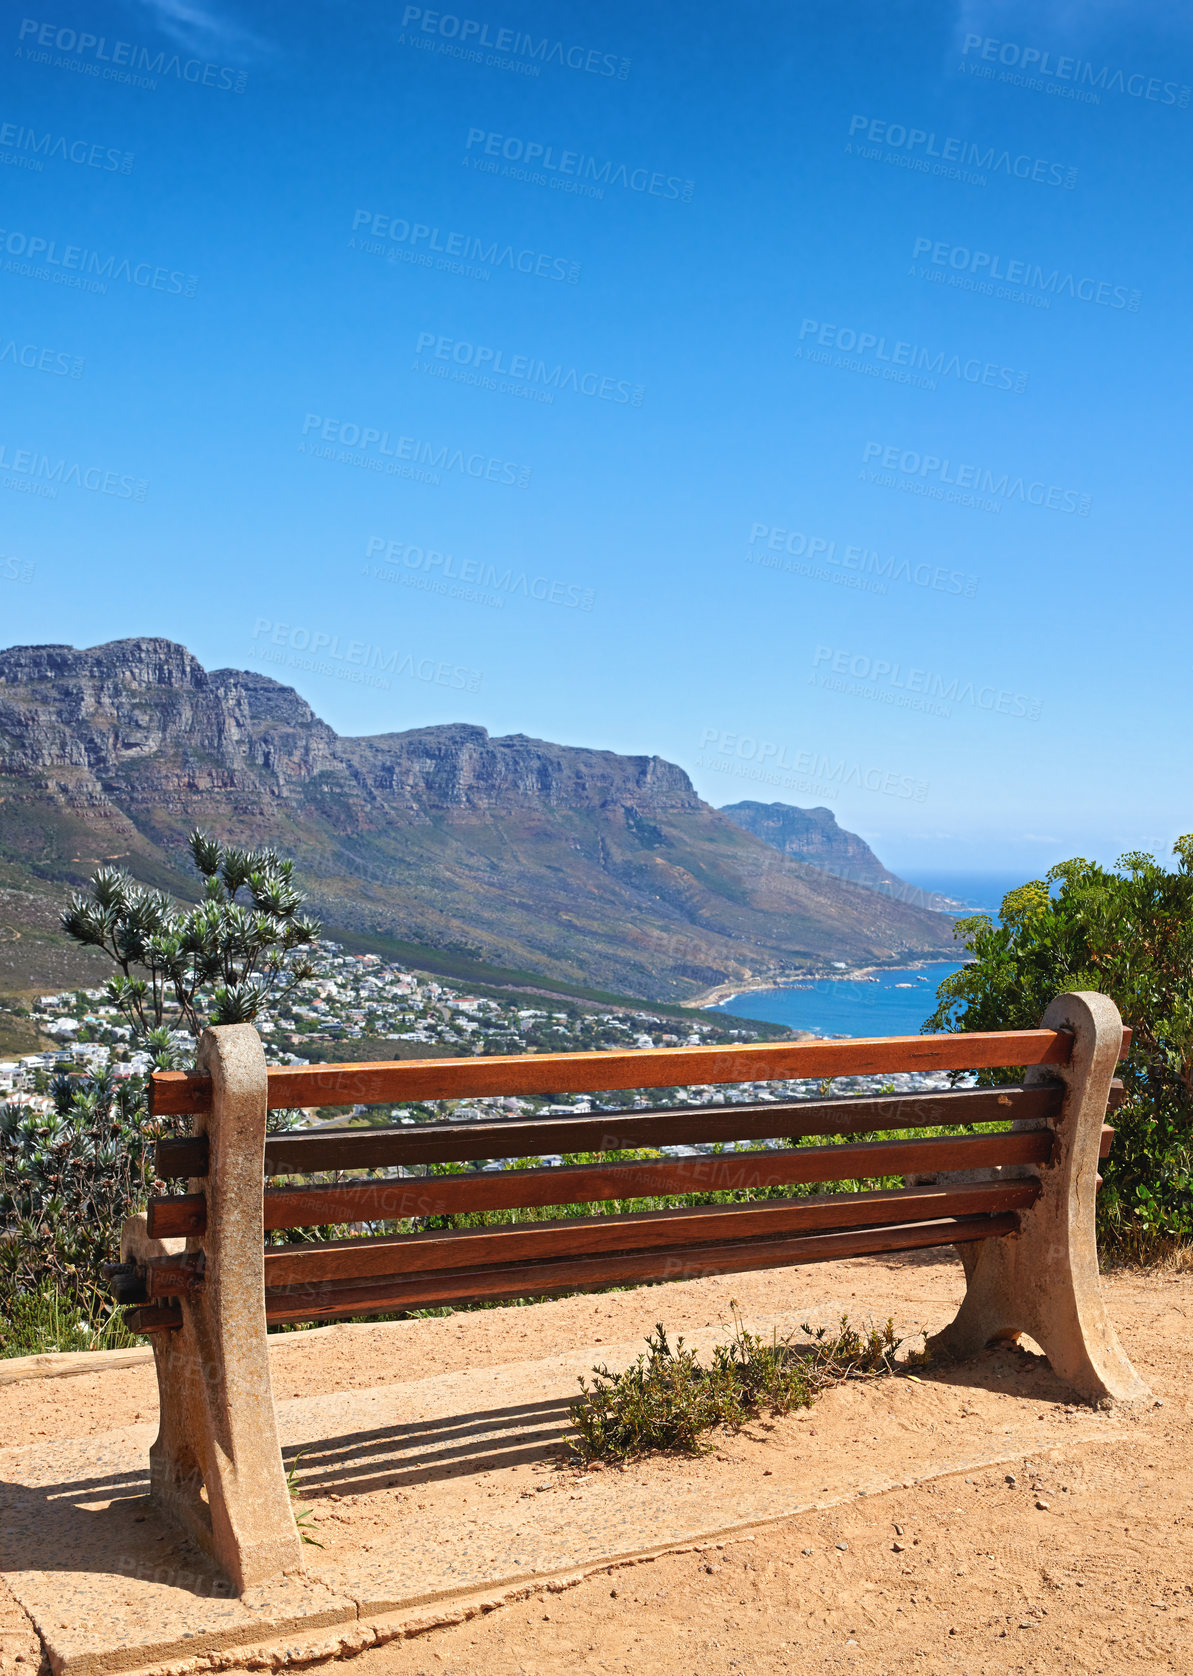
[147,1126,1058,1239]
[155,1082,1073,1181]
[250,1182,1040,1291]
[259,1213,1021,1324]
[148,1026,1118,1117]
[127,1208,1021,1333]
[262,1135,1043,1227]
[123,1304,183,1333]
[146,1193,206,1239]
[150,1185,1038,1299]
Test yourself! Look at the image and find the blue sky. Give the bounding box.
[2,0,1191,874]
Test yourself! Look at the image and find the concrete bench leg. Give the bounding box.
[125,1025,303,1592]
[928,990,1151,1407]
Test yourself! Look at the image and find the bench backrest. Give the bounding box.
[133,1022,1128,1328]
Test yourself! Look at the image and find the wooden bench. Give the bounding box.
[112,988,1148,1593]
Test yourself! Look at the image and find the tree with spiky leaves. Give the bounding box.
[60,829,321,1060]
[0,834,323,1347]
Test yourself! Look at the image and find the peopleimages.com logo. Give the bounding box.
[1,333,83,377]
[697,729,929,802]
[399,9,630,79]
[959,33,1190,109]
[252,619,482,693]
[811,645,1042,722]
[0,226,198,296]
[2,554,35,583]
[412,331,643,406]
[0,119,133,174]
[797,317,1028,393]
[15,17,248,92]
[365,535,595,611]
[299,414,531,489]
[910,237,1141,311]
[0,440,147,501]
[747,523,977,598]
[846,113,1078,189]
[463,127,694,201]
[860,441,1091,516]
[350,208,580,284]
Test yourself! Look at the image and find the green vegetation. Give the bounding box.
[285,1449,324,1547]
[0,1068,160,1343]
[568,1310,912,1464]
[0,1277,141,1357]
[926,840,1193,1259]
[0,832,321,1354]
[62,830,319,1038]
[321,921,789,1033]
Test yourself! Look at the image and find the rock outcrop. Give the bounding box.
[720,801,960,912]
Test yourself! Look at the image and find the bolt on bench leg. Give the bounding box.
[928,990,1151,1406]
[127,1025,303,1592]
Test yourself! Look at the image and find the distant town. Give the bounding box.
[1,940,967,1126]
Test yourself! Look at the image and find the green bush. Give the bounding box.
[0,830,323,1349]
[61,829,319,1034]
[568,1310,909,1464]
[0,1069,163,1339]
[0,1280,140,1358]
[926,840,1193,1258]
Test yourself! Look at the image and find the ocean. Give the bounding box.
[712,963,963,1038]
[898,870,1038,916]
[712,870,1023,1038]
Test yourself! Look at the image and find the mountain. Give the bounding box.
[0,639,959,1001]
[719,802,960,913]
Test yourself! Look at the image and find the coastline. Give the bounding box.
[691,955,967,1013]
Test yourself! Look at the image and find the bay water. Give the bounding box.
[713,870,1024,1037]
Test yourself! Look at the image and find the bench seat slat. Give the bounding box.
[146,1125,1061,1239]
[257,1213,1022,1324]
[154,1081,1091,1181]
[249,1181,1040,1289]
[150,1026,1119,1118]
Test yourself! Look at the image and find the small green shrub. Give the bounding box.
[0,1281,141,1357]
[0,1070,162,1327]
[926,840,1193,1257]
[285,1449,324,1547]
[567,1309,912,1464]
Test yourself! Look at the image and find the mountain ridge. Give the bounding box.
[0,638,959,1001]
[719,801,960,913]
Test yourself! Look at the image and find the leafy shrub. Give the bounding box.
[926,840,1193,1257]
[0,1068,166,1337]
[568,1310,909,1464]
[0,1279,141,1357]
[0,830,323,1349]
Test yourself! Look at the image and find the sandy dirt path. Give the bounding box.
[0,1250,1189,1676]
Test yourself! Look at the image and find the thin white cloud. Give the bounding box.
[952,0,1193,50]
[128,0,268,57]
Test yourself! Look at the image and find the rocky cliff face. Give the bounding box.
[0,639,959,1000]
[720,802,888,879]
[720,801,958,912]
[340,724,702,818]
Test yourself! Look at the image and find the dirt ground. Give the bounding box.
[1,1249,1190,1676]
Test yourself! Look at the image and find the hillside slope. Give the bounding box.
[0,639,958,1000]
[720,801,959,912]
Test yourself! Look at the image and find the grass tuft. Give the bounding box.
[285,1449,324,1547]
[567,1306,920,1465]
[0,1282,141,1358]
